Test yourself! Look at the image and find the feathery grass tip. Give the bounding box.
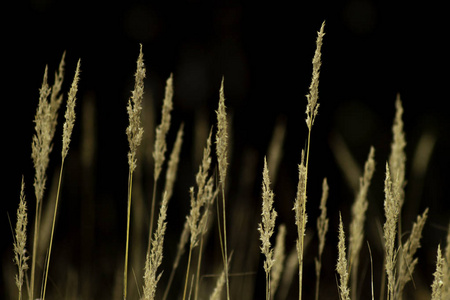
[305,21,325,130]
[126,45,146,173]
[62,59,81,159]
[13,177,29,300]
[143,191,169,300]
[216,77,228,185]
[336,213,350,300]
[153,73,174,180]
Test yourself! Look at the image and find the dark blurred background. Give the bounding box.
[2,0,449,299]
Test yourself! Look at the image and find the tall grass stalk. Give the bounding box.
[271,224,286,299]
[296,21,325,300]
[258,157,277,300]
[149,73,174,249]
[396,208,428,298]
[183,131,212,300]
[315,178,329,300]
[142,192,169,300]
[349,146,375,299]
[124,45,145,300]
[30,53,65,300]
[42,59,80,300]
[383,162,400,300]
[215,77,230,300]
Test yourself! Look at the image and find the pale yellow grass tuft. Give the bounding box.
[383,162,400,300]
[305,21,325,130]
[336,213,350,300]
[62,59,81,159]
[153,73,174,181]
[42,58,81,300]
[126,44,146,173]
[315,178,329,300]
[143,192,169,300]
[30,53,66,300]
[271,224,286,299]
[293,150,308,297]
[149,73,174,251]
[13,177,29,300]
[215,77,230,300]
[183,129,213,300]
[216,77,228,186]
[30,65,52,300]
[349,146,375,298]
[297,21,326,300]
[124,45,146,300]
[431,245,444,300]
[164,123,184,201]
[389,94,406,208]
[397,208,428,297]
[258,157,277,300]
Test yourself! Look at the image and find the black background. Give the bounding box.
[2,0,449,299]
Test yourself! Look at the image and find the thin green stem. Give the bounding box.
[221,187,230,300]
[315,262,321,300]
[183,246,194,300]
[42,159,65,300]
[30,200,40,300]
[194,235,204,300]
[299,125,312,300]
[124,169,133,300]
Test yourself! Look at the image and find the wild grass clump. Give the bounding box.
[6,22,449,300]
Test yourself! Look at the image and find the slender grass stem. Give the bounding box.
[42,160,65,300]
[124,169,133,300]
[221,187,230,300]
[266,273,271,300]
[183,246,194,300]
[195,235,205,300]
[298,127,312,300]
[30,200,40,300]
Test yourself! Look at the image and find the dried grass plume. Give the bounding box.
[13,177,29,300]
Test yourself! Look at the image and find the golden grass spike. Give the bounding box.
[397,208,428,297]
[13,177,29,300]
[62,59,81,159]
[383,162,400,300]
[149,72,173,251]
[30,65,52,300]
[305,21,325,130]
[43,59,81,300]
[143,192,169,300]
[216,77,228,186]
[126,45,145,173]
[164,123,184,202]
[315,178,329,300]
[336,213,350,300]
[349,146,375,299]
[258,157,277,300]
[271,224,286,299]
[215,77,230,300]
[431,245,444,300]
[153,73,174,181]
[293,150,307,299]
[124,45,145,300]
